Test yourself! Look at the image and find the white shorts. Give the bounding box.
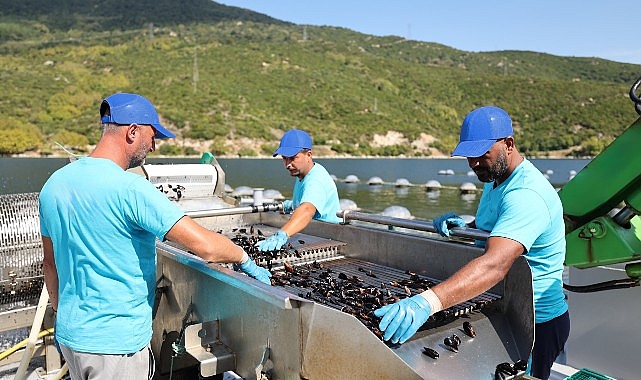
[60,343,155,380]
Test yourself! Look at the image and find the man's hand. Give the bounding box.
[238,258,272,285]
[373,294,432,344]
[255,229,288,251]
[432,212,467,237]
[282,200,293,214]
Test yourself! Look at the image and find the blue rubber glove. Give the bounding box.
[282,200,293,214]
[432,212,467,237]
[255,229,289,252]
[238,258,272,285]
[373,294,432,344]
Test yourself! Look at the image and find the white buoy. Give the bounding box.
[381,205,413,219]
[231,185,253,197]
[546,169,554,175]
[340,199,359,211]
[467,170,476,177]
[344,174,359,183]
[460,214,476,225]
[394,178,411,187]
[263,189,284,201]
[425,180,442,191]
[368,176,384,185]
[459,182,477,194]
[224,184,234,193]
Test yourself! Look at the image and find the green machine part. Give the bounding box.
[557,116,641,278]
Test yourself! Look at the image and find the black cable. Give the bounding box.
[629,76,641,115]
[563,277,639,293]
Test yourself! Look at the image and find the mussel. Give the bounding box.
[443,334,460,352]
[422,347,439,359]
[463,321,476,338]
[494,362,517,379]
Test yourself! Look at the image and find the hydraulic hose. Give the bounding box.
[0,328,54,361]
[563,277,639,293]
[629,76,641,115]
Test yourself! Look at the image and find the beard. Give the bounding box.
[474,149,509,183]
[127,141,151,169]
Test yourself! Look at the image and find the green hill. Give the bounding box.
[1,0,640,157]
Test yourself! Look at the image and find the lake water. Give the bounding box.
[0,157,590,221]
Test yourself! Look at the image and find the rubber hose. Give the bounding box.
[0,328,54,361]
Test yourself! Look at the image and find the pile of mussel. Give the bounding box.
[226,227,493,341]
[228,226,303,269]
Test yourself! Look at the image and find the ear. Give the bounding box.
[504,136,515,151]
[125,124,137,143]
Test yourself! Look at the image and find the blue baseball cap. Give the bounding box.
[99,93,175,139]
[273,129,313,157]
[451,106,513,157]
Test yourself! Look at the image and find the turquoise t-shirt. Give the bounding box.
[475,159,568,323]
[39,157,184,354]
[291,162,341,223]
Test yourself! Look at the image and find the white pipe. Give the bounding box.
[51,363,68,380]
[14,284,49,380]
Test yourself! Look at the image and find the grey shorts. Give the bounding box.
[60,343,155,380]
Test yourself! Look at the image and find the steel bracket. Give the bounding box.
[184,320,236,377]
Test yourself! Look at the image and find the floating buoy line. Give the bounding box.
[226,169,576,220]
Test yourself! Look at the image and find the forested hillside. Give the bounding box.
[1,0,640,157]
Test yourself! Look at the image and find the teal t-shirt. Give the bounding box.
[39,157,184,354]
[475,159,568,323]
[291,162,341,223]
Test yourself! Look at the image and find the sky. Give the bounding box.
[217,1,641,65]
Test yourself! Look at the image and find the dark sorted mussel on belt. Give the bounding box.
[494,362,517,379]
[443,334,461,352]
[422,346,439,359]
[463,321,476,337]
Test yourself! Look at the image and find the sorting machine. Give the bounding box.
[0,160,534,380]
[146,161,534,380]
[2,77,641,379]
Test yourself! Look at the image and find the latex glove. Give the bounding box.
[238,258,272,285]
[432,212,467,237]
[374,294,432,344]
[282,200,294,214]
[255,229,288,252]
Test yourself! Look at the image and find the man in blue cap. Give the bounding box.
[39,93,271,380]
[373,106,569,380]
[256,129,341,252]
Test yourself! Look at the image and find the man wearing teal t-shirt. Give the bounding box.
[256,129,341,252]
[373,106,569,380]
[40,93,271,380]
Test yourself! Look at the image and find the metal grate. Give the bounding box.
[0,193,44,310]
